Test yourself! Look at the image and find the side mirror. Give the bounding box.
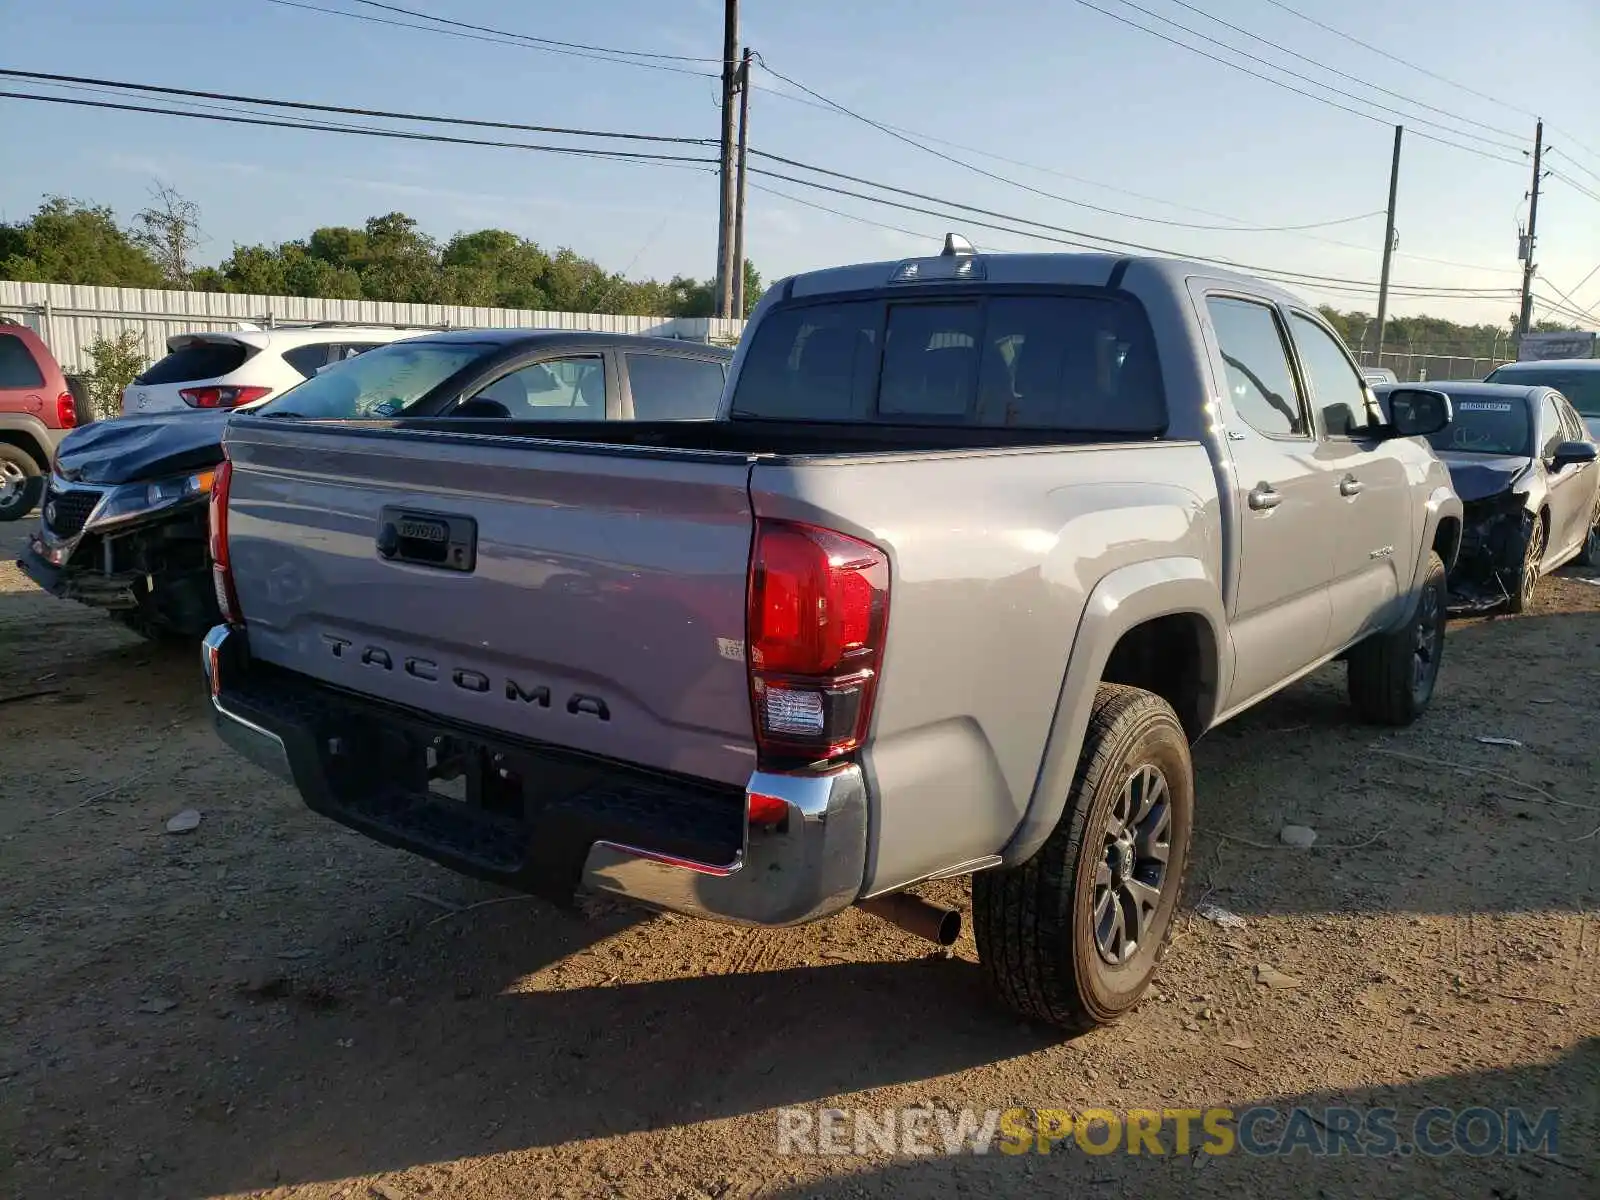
[1551,440,1598,470]
[1386,387,1452,438]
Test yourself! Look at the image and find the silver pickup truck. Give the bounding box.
[203,246,1461,1031]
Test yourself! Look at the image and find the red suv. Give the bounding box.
[0,320,85,521]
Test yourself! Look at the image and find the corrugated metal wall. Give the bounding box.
[0,281,746,372]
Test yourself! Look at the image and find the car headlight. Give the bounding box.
[91,469,217,527]
[145,470,215,507]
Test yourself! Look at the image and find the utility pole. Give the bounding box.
[1517,119,1545,342]
[1374,124,1403,361]
[731,47,752,319]
[713,0,740,319]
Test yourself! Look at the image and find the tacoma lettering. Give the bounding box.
[320,635,582,711]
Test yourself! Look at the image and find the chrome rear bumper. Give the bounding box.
[202,625,293,782]
[580,765,867,926]
[201,623,868,927]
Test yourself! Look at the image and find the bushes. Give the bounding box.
[83,331,147,420]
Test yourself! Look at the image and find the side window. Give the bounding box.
[329,342,385,362]
[1556,395,1586,443]
[460,355,605,420]
[1205,297,1307,437]
[626,354,726,420]
[282,344,333,379]
[1289,313,1372,437]
[0,333,47,389]
[1540,394,1565,459]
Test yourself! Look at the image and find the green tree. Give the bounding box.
[83,330,148,420]
[0,197,164,287]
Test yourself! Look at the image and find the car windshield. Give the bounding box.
[252,340,487,419]
[1486,367,1600,416]
[1426,396,1531,456]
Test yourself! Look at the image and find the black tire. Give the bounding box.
[1503,511,1545,615]
[973,684,1194,1033]
[1348,550,1448,725]
[0,442,43,522]
[1576,496,1600,568]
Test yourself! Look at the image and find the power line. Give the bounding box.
[747,158,1517,298]
[748,181,986,250]
[262,0,718,78]
[0,89,720,165]
[1260,0,1536,121]
[752,51,1386,235]
[1,69,1519,309]
[1259,0,1600,178]
[1065,0,1527,167]
[1548,169,1600,208]
[1536,281,1599,325]
[346,0,719,61]
[0,68,715,144]
[753,60,1510,276]
[1533,293,1599,327]
[1549,147,1600,187]
[1567,262,1600,300]
[1130,0,1523,144]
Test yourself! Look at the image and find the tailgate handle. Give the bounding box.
[376,507,477,572]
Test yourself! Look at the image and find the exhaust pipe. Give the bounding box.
[858,893,962,946]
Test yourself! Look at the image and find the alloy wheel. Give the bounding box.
[1411,576,1445,702]
[0,459,24,504]
[1521,517,1545,605]
[1093,763,1172,966]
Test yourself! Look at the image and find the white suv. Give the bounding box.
[120,326,435,416]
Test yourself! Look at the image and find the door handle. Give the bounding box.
[1340,474,1363,497]
[1248,484,1282,511]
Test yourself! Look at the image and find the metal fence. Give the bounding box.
[1355,350,1509,383]
[0,280,747,373]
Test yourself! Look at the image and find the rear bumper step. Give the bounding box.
[201,625,867,926]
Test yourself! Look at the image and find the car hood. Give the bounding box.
[1436,452,1531,502]
[54,410,230,485]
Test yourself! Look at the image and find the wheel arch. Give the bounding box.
[1000,556,1227,869]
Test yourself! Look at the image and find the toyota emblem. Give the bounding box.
[44,501,57,525]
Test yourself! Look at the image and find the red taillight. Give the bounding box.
[209,459,243,625]
[747,520,889,763]
[55,390,79,429]
[181,385,272,409]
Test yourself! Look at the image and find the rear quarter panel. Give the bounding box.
[751,441,1224,893]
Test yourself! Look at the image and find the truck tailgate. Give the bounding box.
[222,421,758,785]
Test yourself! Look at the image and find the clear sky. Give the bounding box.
[2,0,1597,327]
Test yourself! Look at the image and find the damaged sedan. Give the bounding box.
[1377,381,1600,613]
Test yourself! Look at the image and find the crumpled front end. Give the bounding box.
[1450,491,1534,613]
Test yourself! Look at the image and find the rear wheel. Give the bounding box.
[1504,512,1545,614]
[973,684,1194,1032]
[0,443,42,522]
[1348,550,1447,725]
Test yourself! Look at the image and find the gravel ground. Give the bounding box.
[0,520,1595,1199]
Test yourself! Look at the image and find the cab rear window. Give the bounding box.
[730,291,1166,433]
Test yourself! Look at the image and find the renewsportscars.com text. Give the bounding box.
[775,1105,1561,1158]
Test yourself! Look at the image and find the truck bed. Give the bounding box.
[221,413,1218,893]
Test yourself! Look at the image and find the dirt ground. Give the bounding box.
[1,519,1595,1200]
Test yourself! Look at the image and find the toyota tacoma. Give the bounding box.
[201,243,1461,1030]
